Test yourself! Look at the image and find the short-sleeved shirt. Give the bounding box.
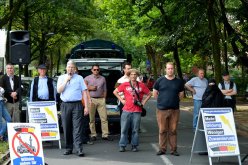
[57,73,87,102]
[153,76,184,110]
[218,81,237,100]
[186,77,208,100]
[117,81,150,112]
[84,74,107,98]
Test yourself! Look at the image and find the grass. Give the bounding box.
[0,141,9,154]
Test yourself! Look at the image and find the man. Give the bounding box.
[113,69,151,152]
[84,64,112,141]
[153,62,184,156]
[0,64,21,122]
[218,71,237,112]
[29,64,56,101]
[57,60,89,156]
[185,69,208,130]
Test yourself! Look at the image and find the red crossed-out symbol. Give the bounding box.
[12,132,40,158]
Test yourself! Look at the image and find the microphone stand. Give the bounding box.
[18,64,23,122]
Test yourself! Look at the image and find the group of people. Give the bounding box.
[0,60,238,159]
[185,69,237,132]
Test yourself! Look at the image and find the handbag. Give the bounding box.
[141,107,146,117]
[130,81,146,117]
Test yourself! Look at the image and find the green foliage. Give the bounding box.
[0,141,8,154]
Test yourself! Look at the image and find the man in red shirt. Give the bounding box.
[113,69,152,152]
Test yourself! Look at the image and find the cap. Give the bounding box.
[38,64,47,69]
[222,71,229,76]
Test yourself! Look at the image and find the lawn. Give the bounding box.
[0,141,9,154]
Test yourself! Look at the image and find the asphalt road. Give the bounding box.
[43,99,248,165]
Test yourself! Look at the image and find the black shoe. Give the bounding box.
[171,151,180,156]
[102,137,113,141]
[156,150,166,156]
[63,150,72,155]
[198,152,208,155]
[77,150,85,157]
[91,136,97,141]
[131,146,138,152]
[119,146,126,152]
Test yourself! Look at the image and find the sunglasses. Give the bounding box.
[93,69,99,71]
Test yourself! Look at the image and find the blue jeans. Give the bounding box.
[0,100,11,136]
[193,100,202,130]
[119,111,141,147]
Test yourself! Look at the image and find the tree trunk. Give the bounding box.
[23,1,29,76]
[56,48,61,76]
[207,0,222,83]
[145,45,158,79]
[173,42,182,79]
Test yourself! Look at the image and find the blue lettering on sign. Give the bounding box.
[29,102,55,107]
[41,124,57,129]
[30,113,46,119]
[208,135,235,142]
[13,156,43,165]
[205,122,222,128]
[203,108,231,114]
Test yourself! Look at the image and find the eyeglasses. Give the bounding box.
[93,69,99,71]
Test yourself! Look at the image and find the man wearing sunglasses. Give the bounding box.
[84,64,112,141]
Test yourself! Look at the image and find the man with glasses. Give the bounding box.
[84,64,112,141]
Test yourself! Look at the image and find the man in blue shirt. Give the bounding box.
[185,69,208,131]
[29,64,56,101]
[57,60,89,157]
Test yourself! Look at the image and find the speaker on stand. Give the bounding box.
[9,30,31,122]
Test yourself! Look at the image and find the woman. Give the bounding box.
[202,79,225,108]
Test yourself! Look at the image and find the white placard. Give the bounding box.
[0,29,7,58]
[28,101,60,141]
[7,123,45,165]
[202,108,240,157]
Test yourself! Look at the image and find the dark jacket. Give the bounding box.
[202,80,225,108]
[0,74,20,103]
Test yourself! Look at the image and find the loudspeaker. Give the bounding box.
[9,30,30,64]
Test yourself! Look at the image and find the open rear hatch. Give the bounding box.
[71,58,126,118]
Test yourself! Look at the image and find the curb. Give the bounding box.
[0,150,10,165]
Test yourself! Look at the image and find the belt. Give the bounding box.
[62,100,82,103]
[91,97,104,99]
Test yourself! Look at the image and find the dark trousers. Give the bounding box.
[61,102,83,152]
[224,99,236,112]
[82,114,90,143]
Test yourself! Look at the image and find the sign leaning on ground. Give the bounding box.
[27,101,61,148]
[202,108,240,157]
[190,108,242,165]
[7,123,45,165]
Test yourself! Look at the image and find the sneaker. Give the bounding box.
[171,151,180,156]
[156,150,166,156]
[119,146,126,152]
[131,146,138,152]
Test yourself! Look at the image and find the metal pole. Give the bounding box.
[18,64,23,122]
